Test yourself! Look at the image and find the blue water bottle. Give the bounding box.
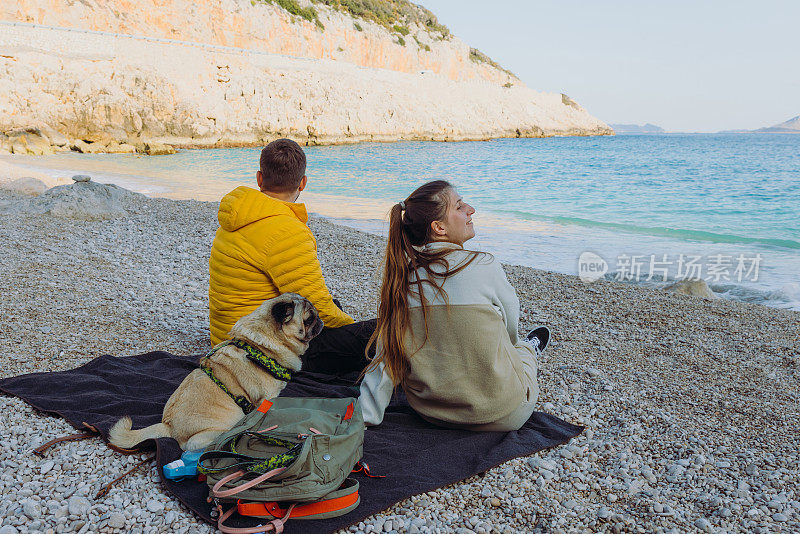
[162,449,204,480]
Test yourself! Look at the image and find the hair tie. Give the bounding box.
[398,201,406,210]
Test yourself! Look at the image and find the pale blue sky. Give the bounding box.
[421,0,799,132]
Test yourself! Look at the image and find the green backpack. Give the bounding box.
[198,397,364,533]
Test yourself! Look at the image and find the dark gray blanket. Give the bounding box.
[0,351,582,533]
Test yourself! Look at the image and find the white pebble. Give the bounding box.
[22,500,41,519]
[146,499,165,513]
[694,518,712,532]
[40,460,55,474]
[108,512,126,529]
[68,495,91,516]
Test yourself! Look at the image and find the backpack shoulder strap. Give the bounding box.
[216,502,295,534]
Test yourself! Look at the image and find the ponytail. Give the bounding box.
[365,203,414,383]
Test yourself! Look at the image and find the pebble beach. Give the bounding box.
[0,185,798,534]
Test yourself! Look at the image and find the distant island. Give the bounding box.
[719,115,800,134]
[610,123,665,134]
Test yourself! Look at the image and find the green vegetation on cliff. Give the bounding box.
[469,47,514,77]
[254,0,448,38]
[256,0,450,37]
[255,0,325,29]
[313,0,449,38]
[255,0,513,75]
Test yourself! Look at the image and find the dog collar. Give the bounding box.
[228,339,294,382]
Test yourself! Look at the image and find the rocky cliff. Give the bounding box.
[2,0,512,84]
[0,0,612,154]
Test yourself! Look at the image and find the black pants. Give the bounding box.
[301,319,377,375]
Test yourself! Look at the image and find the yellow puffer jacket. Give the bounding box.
[209,186,353,344]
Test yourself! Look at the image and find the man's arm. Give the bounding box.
[263,225,354,328]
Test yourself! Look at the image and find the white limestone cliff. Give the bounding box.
[0,0,612,153]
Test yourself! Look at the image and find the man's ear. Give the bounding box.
[297,175,308,192]
[271,301,295,325]
[256,170,264,191]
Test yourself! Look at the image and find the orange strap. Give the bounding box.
[237,490,359,519]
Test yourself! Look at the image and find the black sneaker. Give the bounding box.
[526,326,550,353]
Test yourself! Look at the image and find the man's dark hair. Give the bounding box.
[259,138,307,193]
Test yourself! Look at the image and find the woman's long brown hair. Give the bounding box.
[365,180,483,386]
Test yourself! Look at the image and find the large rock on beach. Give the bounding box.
[144,141,176,155]
[665,279,718,300]
[10,178,142,219]
[0,176,48,196]
[0,160,71,189]
[40,125,69,147]
[106,141,138,154]
[5,129,54,155]
[71,140,108,154]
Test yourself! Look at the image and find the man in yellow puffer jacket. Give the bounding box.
[210,139,374,372]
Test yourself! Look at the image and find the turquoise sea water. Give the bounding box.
[6,133,800,310]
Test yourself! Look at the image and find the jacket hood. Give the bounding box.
[218,186,308,231]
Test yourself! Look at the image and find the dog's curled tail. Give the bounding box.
[108,416,170,449]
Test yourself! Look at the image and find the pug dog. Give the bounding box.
[108,293,324,451]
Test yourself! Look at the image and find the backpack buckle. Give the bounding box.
[211,497,222,514]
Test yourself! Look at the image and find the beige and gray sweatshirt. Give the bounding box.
[359,241,538,426]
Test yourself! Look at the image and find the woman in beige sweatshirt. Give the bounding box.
[359,180,542,431]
